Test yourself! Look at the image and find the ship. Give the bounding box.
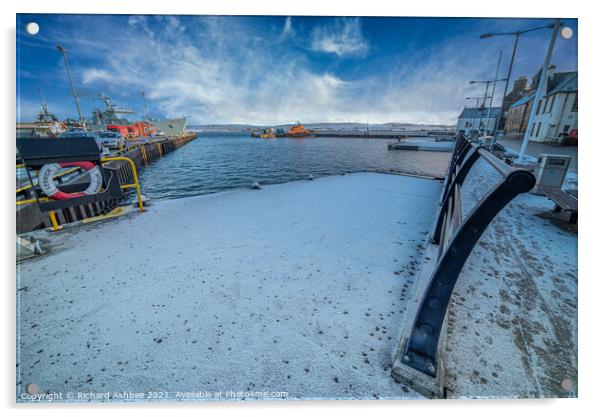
[16,96,66,138]
[87,94,187,138]
[285,122,313,138]
[149,117,187,137]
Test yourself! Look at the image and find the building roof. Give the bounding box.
[458,107,502,119]
[510,93,535,109]
[506,71,576,108]
[545,71,577,97]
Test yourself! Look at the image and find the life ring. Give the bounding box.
[38,162,103,200]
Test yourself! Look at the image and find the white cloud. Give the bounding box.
[67,16,514,126]
[282,16,294,38]
[81,68,112,84]
[310,18,368,57]
[127,15,147,27]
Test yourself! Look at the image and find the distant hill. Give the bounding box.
[190,122,454,133]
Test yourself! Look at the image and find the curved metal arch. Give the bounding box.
[431,146,482,244]
[401,169,535,376]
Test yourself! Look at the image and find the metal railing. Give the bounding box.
[100,156,145,212]
[16,156,144,231]
[16,133,197,233]
[400,133,536,377]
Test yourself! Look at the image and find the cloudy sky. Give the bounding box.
[16,14,577,125]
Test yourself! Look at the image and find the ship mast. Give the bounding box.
[56,44,85,127]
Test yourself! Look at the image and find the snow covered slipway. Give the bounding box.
[16,165,577,401]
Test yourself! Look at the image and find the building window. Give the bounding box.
[530,123,536,136]
[543,97,549,113]
[548,95,556,113]
[465,121,470,128]
[536,99,542,115]
[572,94,578,112]
[563,125,571,133]
[536,122,542,137]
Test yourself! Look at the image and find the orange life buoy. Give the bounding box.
[38,162,103,200]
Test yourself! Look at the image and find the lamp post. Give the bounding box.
[470,80,505,136]
[479,21,559,152]
[516,19,566,161]
[466,96,491,136]
[486,51,506,136]
[56,44,85,127]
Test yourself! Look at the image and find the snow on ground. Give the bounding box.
[443,159,578,398]
[16,162,578,402]
[17,172,442,402]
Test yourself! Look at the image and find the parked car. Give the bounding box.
[98,131,126,150]
[58,129,109,155]
[59,128,101,145]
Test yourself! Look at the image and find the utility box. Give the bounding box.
[532,154,571,195]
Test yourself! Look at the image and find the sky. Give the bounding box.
[16,14,578,126]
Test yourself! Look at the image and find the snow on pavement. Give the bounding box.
[443,159,578,398]
[17,172,442,401]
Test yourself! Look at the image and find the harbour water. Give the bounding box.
[137,133,451,201]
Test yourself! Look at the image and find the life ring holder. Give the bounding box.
[38,161,103,200]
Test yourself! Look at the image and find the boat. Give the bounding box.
[149,117,187,138]
[88,94,187,139]
[16,99,66,138]
[285,122,312,138]
[251,128,276,138]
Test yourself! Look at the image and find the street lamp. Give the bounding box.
[466,96,491,135]
[470,79,506,135]
[517,19,573,160]
[56,44,85,126]
[479,21,565,154]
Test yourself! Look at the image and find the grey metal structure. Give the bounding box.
[400,133,536,376]
[88,94,136,130]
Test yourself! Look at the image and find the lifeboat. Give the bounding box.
[286,122,310,138]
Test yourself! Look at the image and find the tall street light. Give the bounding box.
[515,19,570,160]
[486,50,504,137]
[470,79,506,135]
[56,44,85,126]
[480,22,557,151]
[466,96,491,135]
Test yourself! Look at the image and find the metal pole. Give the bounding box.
[491,33,520,150]
[518,19,561,161]
[477,82,490,135]
[472,98,481,135]
[486,51,503,135]
[56,45,84,126]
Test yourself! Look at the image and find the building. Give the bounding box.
[505,93,534,133]
[456,106,502,136]
[526,70,577,144]
[502,76,532,113]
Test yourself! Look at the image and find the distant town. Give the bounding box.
[457,66,578,145]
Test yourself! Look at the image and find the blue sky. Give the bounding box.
[16,14,577,125]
